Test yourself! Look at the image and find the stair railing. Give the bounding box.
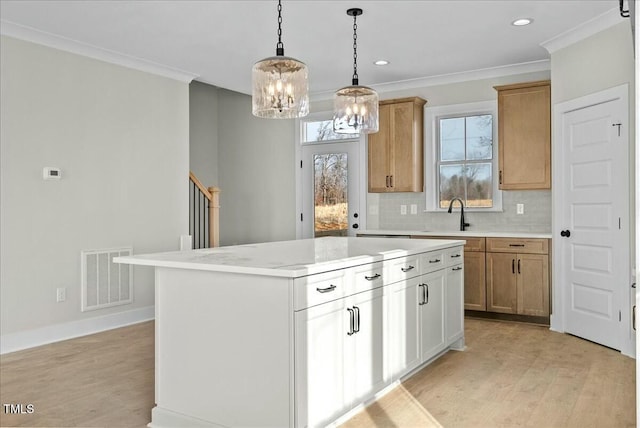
[189,171,220,248]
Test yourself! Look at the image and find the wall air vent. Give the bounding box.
[81,247,133,312]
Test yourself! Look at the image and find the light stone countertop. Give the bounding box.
[114,236,465,278]
[357,229,553,239]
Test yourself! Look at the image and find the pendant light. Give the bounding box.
[333,8,379,134]
[252,0,309,119]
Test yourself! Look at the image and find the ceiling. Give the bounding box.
[0,1,622,97]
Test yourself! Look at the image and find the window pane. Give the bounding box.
[466,163,493,208]
[314,153,348,237]
[466,115,492,160]
[304,120,358,143]
[439,164,465,209]
[439,117,465,161]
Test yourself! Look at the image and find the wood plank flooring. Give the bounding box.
[0,318,634,428]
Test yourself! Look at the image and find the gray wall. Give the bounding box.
[0,36,189,336]
[189,83,297,246]
[189,81,219,187]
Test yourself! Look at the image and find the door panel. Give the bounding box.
[560,95,628,350]
[517,254,549,316]
[368,104,390,192]
[302,142,360,238]
[463,251,486,311]
[419,270,445,361]
[486,252,517,314]
[388,277,421,379]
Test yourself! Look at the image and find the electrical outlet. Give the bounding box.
[516,203,524,215]
[56,287,66,303]
[400,205,407,215]
[410,204,418,215]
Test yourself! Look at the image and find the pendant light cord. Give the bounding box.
[352,13,359,85]
[276,0,284,55]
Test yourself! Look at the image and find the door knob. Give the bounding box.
[560,230,571,237]
[352,223,359,229]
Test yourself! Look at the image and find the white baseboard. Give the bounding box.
[0,306,155,355]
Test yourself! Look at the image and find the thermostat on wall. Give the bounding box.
[43,167,61,180]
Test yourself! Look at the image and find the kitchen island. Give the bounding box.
[115,236,465,428]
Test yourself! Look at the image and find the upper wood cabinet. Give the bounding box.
[494,80,551,190]
[368,97,426,192]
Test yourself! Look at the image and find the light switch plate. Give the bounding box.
[516,203,524,215]
[400,205,407,215]
[410,204,418,215]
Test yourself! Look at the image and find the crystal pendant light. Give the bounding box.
[333,8,379,134]
[252,0,309,119]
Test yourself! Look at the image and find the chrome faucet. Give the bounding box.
[447,198,470,231]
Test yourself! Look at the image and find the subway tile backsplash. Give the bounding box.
[368,190,551,233]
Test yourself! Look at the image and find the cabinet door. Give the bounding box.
[463,251,486,311]
[368,103,391,192]
[517,254,550,316]
[497,82,551,190]
[486,252,517,314]
[387,276,421,379]
[345,288,386,408]
[390,102,422,192]
[295,299,347,428]
[445,265,464,346]
[419,270,446,362]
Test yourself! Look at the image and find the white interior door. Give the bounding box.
[301,141,360,239]
[557,88,629,351]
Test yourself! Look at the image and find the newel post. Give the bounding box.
[208,186,220,247]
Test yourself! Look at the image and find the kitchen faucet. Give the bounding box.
[447,197,470,231]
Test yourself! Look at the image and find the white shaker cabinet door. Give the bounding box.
[419,269,446,362]
[387,276,421,380]
[445,264,465,346]
[295,299,348,428]
[345,288,386,408]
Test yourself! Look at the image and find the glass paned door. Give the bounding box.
[302,142,360,238]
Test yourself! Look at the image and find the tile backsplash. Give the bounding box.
[367,190,551,233]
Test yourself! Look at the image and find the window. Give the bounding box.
[425,101,502,212]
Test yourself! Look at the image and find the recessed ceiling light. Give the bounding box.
[374,59,390,66]
[512,18,533,26]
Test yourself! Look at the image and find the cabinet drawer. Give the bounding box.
[445,247,464,267]
[294,270,345,311]
[350,262,385,294]
[420,251,445,273]
[385,255,420,284]
[486,238,548,254]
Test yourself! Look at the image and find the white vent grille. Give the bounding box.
[81,247,133,312]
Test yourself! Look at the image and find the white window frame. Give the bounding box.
[424,100,502,212]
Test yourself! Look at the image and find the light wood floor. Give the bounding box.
[0,318,635,428]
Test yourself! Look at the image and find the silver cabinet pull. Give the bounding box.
[429,259,441,264]
[365,273,381,281]
[450,254,462,258]
[347,308,355,336]
[401,265,415,273]
[316,284,337,293]
[353,306,360,333]
[418,284,426,306]
[634,305,636,331]
[452,266,463,271]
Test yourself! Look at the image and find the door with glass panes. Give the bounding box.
[300,119,361,238]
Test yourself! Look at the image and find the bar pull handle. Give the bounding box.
[452,266,463,271]
[418,284,426,305]
[425,283,429,304]
[509,244,525,247]
[450,254,462,258]
[518,259,521,274]
[429,259,441,264]
[401,265,415,273]
[353,306,360,333]
[633,305,636,331]
[347,308,355,336]
[316,284,337,293]
[512,259,515,274]
[364,273,381,281]
[390,175,393,187]
[386,176,390,187]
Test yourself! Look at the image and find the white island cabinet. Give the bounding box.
[115,237,464,428]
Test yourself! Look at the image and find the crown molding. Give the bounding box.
[540,7,625,54]
[0,20,199,83]
[309,59,550,102]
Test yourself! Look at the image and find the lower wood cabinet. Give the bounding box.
[486,238,550,317]
[463,251,486,311]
